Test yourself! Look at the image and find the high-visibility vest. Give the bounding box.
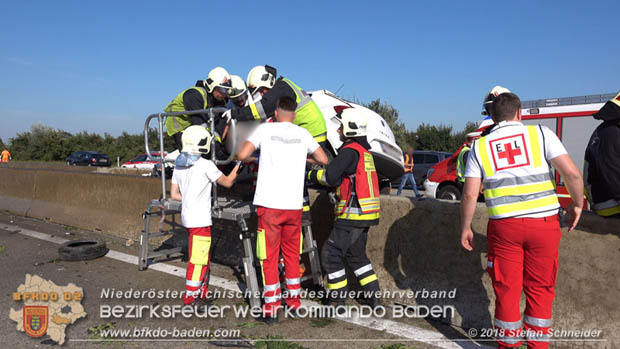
[474,124,560,219]
[403,153,414,173]
[281,78,327,142]
[164,87,209,136]
[456,145,470,182]
[335,142,380,223]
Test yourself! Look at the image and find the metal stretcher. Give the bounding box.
[137,108,323,308]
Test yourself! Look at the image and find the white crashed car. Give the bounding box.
[310,90,404,184]
[224,90,405,190]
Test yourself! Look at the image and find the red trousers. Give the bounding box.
[182,227,212,305]
[487,215,561,349]
[256,206,302,316]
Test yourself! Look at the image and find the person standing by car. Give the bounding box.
[169,126,240,308]
[1,148,11,162]
[456,132,481,190]
[460,92,583,348]
[397,147,422,198]
[306,108,382,309]
[236,96,328,324]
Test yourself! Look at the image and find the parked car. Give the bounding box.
[65,151,111,167]
[391,150,452,188]
[121,152,165,170]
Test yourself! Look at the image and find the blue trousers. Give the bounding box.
[397,172,420,196]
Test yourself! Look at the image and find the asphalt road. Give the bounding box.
[0,212,484,349]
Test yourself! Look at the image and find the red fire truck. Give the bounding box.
[423,92,616,207]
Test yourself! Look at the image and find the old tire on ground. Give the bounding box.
[437,184,461,201]
[58,240,109,261]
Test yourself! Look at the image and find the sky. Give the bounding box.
[1,0,619,142]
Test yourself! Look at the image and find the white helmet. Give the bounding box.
[181,126,213,154]
[205,67,232,93]
[339,108,368,137]
[246,65,277,94]
[228,75,247,99]
[482,85,511,115]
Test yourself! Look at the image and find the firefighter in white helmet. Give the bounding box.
[227,75,252,109]
[170,125,240,309]
[460,92,584,348]
[307,108,382,309]
[164,67,232,150]
[230,65,327,145]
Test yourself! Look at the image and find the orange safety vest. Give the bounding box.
[335,142,380,222]
[403,153,414,173]
[1,150,10,162]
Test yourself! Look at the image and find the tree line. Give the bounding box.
[2,99,478,163]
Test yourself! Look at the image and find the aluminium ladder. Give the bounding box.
[137,108,323,309]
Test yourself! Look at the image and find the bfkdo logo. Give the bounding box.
[10,274,87,344]
[24,305,48,337]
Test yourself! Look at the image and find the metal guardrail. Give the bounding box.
[522,93,616,109]
[143,108,235,200]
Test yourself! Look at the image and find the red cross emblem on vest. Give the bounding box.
[498,142,522,164]
[489,134,530,171]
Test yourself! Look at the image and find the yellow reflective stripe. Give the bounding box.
[328,279,347,290]
[597,205,620,216]
[527,126,542,168]
[359,274,378,286]
[477,138,494,177]
[316,169,328,186]
[299,230,304,254]
[249,103,261,120]
[484,181,555,198]
[337,211,380,220]
[303,205,310,212]
[313,134,327,142]
[488,196,559,216]
[191,264,202,281]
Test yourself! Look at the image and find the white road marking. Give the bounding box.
[3,223,467,349]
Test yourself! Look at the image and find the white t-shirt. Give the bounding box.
[248,122,320,209]
[171,157,223,228]
[465,121,568,218]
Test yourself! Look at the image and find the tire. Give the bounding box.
[437,184,461,201]
[66,161,71,166]
[58,240,109,261]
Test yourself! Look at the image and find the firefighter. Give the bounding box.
[1,148,11,162]
[307,108,382,308]
[227,75,252,109]
[236,96,328,324]
[460,92,584,348]
[164,67,231,150]
[230,65,327,146]
[169,126,240,309]
[231,65,329,218]
[456,132,481,188]
[585,91,620,218]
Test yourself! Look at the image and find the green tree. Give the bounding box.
[362,99,413,150]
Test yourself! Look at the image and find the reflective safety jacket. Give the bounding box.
[403,153,414,173]
[456,145,470,183]
[231,77,327,142]
[164,87,209,136]
[308,139,380,226]
[472,124,560,219]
